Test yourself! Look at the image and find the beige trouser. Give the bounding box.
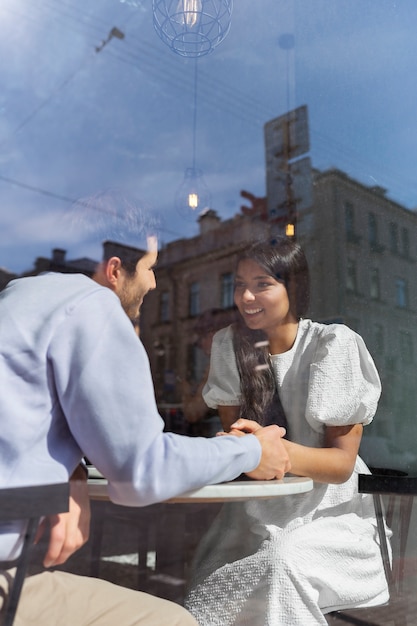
[0,570,198,626]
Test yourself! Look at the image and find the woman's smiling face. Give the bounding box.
[234,258,297,335]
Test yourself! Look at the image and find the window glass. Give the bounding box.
[401,226,410,258]
[372,323,384,356]
[389,222,399,253]
[346,258,357,293]
[189,281,200,316]
[160,291,170,322]
[399,330,413,365]
[344,202,355,238]
[368,212,378,248]
[220,272,234,309]
[370,267,380,300]
[2,0,417,617]
[395,277,408,309]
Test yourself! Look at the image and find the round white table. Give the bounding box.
[88,474,313,503]
[87,473,314,600]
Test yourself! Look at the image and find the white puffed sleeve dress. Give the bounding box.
[185,320,389,626]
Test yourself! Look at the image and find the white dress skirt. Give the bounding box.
[184,320,390,626]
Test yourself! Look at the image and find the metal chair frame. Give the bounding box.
[0,483,69,626]
[327,472,417,626]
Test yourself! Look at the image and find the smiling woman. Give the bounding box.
[185,237,387,625]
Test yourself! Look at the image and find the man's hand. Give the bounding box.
[229,418,291,480]
[36,464,91,568]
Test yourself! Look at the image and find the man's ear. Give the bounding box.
[103,256,123,288]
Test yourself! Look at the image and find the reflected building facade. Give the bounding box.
[141,166,417,471]
[297,168,417,470]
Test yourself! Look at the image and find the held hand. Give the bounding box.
[229,419,290,480]
[229,418,286,437]
[37,465,91,568]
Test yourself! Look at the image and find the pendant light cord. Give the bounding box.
[192,58,198,171]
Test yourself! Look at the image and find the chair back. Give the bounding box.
[327,470,417,625]
[0,483,69,626]
[359,470,415,598]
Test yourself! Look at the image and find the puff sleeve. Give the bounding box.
[202,326,242,408]
[305,324,381,431]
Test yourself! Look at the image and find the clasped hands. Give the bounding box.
[218,419,291,481]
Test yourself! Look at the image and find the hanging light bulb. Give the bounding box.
[153,0,233,58]
[175,167,211,218]
[285,223,295,237]
[177,0,202,28]
[188,192,198,209]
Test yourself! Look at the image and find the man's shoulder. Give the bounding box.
[6,272,115,313]
[17,271,97,292]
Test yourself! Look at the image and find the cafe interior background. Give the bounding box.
[2,0,417,603]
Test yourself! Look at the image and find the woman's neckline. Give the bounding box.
[269,319,305,357]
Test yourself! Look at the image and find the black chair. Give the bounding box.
[0,483,69,626]
[326,470,417,626]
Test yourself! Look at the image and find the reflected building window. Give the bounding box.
[186,341,200,382]
[401,227,410,258]
[389,221,399,254]
[160,291,170,322]
[345,201,361,244]
[345,202,354,236]
[373,323,385,355]
[368,212,378,247]
[189,281,200,316]
[370,267,381,300]
[346,258,358,293]
[399,330,413,364]
[220,272,234,308]
[395,278,408,309]
[368,212,383,252]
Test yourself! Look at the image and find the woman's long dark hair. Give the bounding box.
[232,237,310,431]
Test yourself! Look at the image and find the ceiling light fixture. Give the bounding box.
[152,0,233,58]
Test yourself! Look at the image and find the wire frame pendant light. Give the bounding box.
[152,0,233,58]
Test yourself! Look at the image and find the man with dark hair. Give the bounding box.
[0,218,290,624]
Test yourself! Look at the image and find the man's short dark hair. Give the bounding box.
[102,240,146,277]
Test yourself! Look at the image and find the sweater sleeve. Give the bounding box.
[48,291,261,506]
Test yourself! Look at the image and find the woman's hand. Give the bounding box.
[229,418,286,437]
[222,418,291,480]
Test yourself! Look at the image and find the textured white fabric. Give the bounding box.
[186,320,389,625]
[203,320,380,443]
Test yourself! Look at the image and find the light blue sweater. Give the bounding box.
[0,273,260,559]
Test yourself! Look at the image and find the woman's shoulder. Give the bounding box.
[212,324,234,346]
[301,319,360,347]
[297,320,373,367]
